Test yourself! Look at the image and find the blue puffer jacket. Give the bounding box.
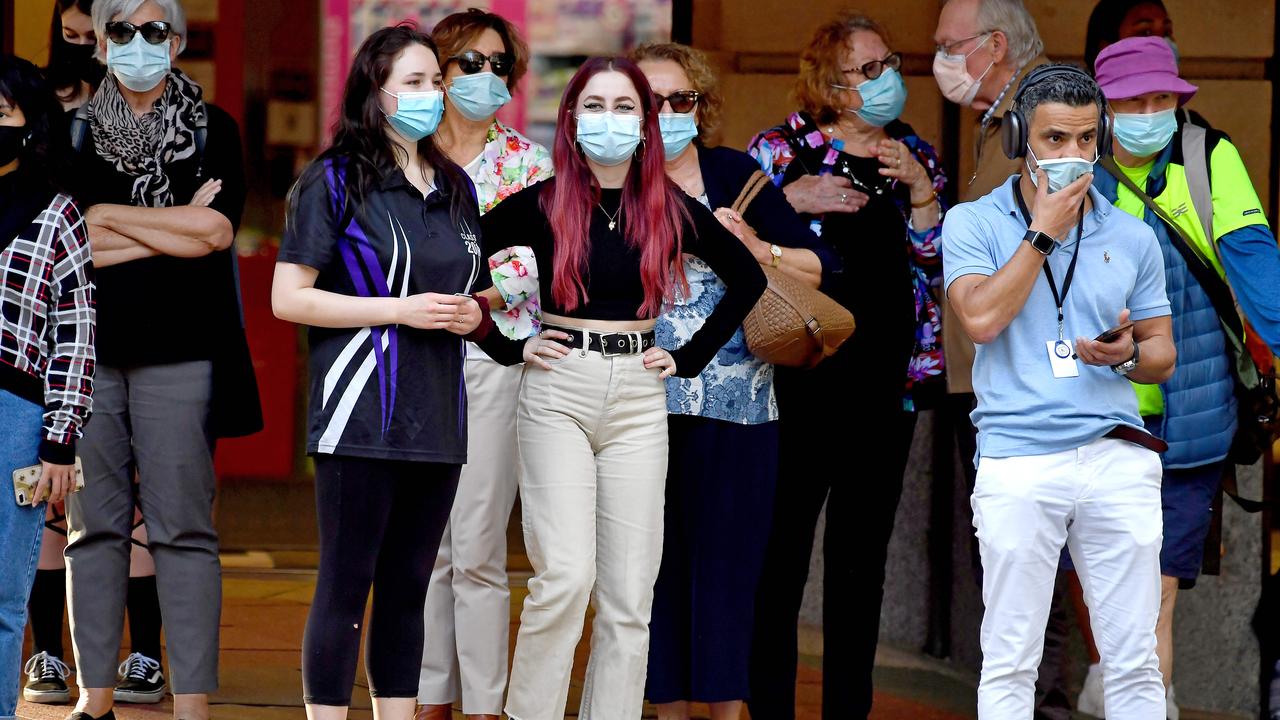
[1094,144,1236,469]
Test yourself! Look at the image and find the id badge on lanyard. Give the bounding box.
[1015,184,1085,379]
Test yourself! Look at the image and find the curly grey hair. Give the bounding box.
[93,0,188,59]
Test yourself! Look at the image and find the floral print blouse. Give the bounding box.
[656,194,777,425]
[466,119,554,340]
[748,111,947,411]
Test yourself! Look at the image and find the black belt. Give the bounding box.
[545,325,656,356]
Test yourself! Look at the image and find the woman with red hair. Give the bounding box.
[477,56,765,719]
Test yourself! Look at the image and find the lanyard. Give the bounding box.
[1014,183,1086,341]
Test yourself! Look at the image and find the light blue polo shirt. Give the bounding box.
[942,175,1171,460]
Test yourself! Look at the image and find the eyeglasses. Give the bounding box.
[449,50,514,77]
[935,32,989,56]
[105,20,172,46]
[652,90,700,114]
[842,52,902,80]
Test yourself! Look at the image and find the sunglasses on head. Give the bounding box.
[106,20,172,45]
[450,50,514,77]
[653,90,700,114]
[842,52,902,80]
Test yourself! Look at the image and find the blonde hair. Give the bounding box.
[795,11,889,126]
[628,42,724,145]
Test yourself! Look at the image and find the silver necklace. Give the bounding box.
[840,159,893,196]
[598,202,622,231]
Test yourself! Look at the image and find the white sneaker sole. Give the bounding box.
[23,686,71,704]
[114,686,167,704]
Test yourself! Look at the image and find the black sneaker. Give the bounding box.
[23,651,72,703]
[113,652,166,704]
[67,712,117,720]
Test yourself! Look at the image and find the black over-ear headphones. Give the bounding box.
[1000,63,1112,160]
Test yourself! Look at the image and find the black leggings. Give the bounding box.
[302,456,460,706]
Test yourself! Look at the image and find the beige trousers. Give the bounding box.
[504,346,669,720]
[419,348,523,714]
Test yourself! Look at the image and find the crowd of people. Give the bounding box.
[1,0,1278,719]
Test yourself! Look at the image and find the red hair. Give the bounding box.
[540,56,691,318]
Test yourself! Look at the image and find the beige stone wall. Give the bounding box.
[703,0,1274,209]
[15,0,52,65]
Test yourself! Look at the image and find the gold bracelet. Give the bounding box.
[910,192,937,209]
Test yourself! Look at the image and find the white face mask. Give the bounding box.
[932,33,994,106]
[1026,147,1097,193]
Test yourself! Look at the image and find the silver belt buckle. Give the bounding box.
[600,331,637,356]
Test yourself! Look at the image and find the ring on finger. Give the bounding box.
[840,193,848,204]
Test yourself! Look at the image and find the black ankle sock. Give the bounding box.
[28,568,66,660]
[126,575,162,661]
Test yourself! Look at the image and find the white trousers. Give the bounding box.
[419,349,523,714]
[504,347,669,720]
[973,437,1165,720]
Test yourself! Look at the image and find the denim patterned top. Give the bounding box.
[655,193,778,425]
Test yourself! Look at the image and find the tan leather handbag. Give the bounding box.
[731,171,855,368]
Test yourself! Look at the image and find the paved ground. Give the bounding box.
[16,554,1242,720]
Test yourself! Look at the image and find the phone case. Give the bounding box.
[12,458,85,507]
[12,465,41,506]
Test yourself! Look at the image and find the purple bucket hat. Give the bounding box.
[1095,36,1198,105]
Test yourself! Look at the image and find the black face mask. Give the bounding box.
[50,39,105,89]
[60,40,96,64]
[0,126,29,167]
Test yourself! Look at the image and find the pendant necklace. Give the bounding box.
[598,202,622,231]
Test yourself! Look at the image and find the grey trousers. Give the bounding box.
[65,362,221,693]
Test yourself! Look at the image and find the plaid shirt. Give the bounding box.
[0,193,95,464]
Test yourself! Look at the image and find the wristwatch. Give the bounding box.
[769,244,783,268]
[1111,340,1141,375]
[1024,229,1056,256]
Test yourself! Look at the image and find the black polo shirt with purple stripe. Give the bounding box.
[279,159,483,463]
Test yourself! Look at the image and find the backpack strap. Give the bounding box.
[1181,119,1215,249]
[1101,154,1262,394]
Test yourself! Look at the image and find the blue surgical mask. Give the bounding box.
[1165,36,1181,66]
[1027,147,1097,193]
[837,67,907,128]
[381,88,444,141]
[1113,109,1177,158]
[575,111,642,166]
[106,33,171,93]
[446,72,512,121]
[658,112,698,159]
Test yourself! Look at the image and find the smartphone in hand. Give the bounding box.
[1094,322,1135,344]
[12,458,85,506]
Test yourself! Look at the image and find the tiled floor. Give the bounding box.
[15,557,1239,720]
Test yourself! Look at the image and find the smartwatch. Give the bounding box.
[1111,340,1141,375]
[1024,229,1056,256]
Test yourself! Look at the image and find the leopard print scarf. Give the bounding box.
[88,69,205,208]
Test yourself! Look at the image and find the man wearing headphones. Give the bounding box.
[941,65,1176,719]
